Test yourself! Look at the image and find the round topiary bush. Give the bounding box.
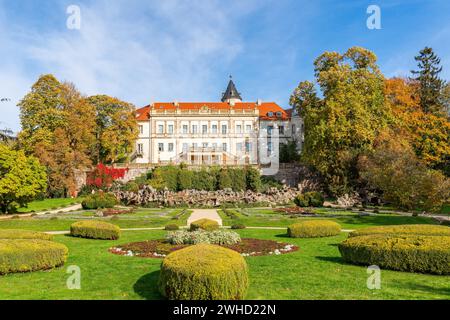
[159,244,249,300]
[339,235,450,274]
[294,192,324,207]
[287,220,341,238]
[231,224,246,230]
[349,224,450,238]
[70,221,120,240]
[0,229,53,241]
[189,218,219,231]
[81,192,117,210]
[0,239,68,274]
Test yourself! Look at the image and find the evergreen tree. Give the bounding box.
[411,47,446,115]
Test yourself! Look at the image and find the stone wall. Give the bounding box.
[114,186,301,207]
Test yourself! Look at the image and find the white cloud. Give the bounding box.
[0,0,260,131]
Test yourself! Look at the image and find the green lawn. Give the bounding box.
[16,198,83,213]
[0,209,448,300]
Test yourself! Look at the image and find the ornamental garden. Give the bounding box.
[0,46,449,300]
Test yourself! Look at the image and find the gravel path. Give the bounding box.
[186,209,223,226]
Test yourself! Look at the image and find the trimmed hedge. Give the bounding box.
[159,244,249,299]
[81,192,117,210]
[288,220,341,238]
[231,224,246,230]
[0,239,68,274]
[339,235,450,275]
[190,218,220,231]
[70,221,121,240]
[349,224,450,238]
[0,229,53,241]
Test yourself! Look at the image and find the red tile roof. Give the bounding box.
[136,102,290,121]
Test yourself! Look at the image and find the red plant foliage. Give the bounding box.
[86,163,128,189]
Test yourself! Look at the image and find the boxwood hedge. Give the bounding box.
[70,221,120,240]
[0,229,53,241]
[189,218,219,231]
[159,244,249,300]
[349,224,450,238]
[287,220,341,238]
[0,239,68,275]
[339,235,450,275]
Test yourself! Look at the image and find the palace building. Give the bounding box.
[133,78,303,166]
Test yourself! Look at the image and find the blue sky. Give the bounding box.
[0,0,449,131]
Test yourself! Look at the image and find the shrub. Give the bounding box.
[231,224,246,230]
[349,224,450,238]
[70,221,120,240]
[229,168,247,191]
[307,191,324,207]
[165,224,180,231]
[159,244,249,299]
[81,192,117,210]
[288,220,341,238]
[190,218,220,231]
[192,169,216,191]
[0,229,53,241]
[166,230,241,245]
[177,169,194,190]
[294,192,324,207]
[0,239,68,274]
[217,169,232,190]
[246,166,262,192]
[294,194,309,207]
[338,235,450,275]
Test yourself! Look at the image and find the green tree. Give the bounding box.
[245,166,262,192]
[0,145,47,213]
[218,169,232,190]
[290,47,391,195]
[86,95,138,164]
[177,169,194,190]
[279,140,300,163]
[411,47,447,115]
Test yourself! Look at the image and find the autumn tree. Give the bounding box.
[18,75,96,197]
[358,131,450,212]
[411,47,447,115]
[86,95,138,164]
[290,47,391,195]
[385,77,450,174]
[0,144,47,213]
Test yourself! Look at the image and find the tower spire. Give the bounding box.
[221,76,242,103]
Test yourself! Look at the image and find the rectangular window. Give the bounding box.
[267,142,272,153]
[221,125,227,134]
[212,143,217,150]
[182,143,188,151]
[279,125,284,135]
[222,143,227,151]
[245,142,251,152]
[168,124,174,134]
[292,124,296,133]
[158,125,164,134]
[212,124,218,134]
[183,125,188,134]
[158,143,164,152]
[202,125,208,134]
[139,125,144,134]
[137,143,143,154]
[236,143,242,152]
[193,143,198,150]
[168,143,174,152]
[236,125,242,134]
[267,125,273,135]
[192,125,198,134]
[202,142,208,148]
[246,124,252,133]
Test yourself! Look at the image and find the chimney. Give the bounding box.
[256,99,262,106]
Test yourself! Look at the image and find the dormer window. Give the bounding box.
[267,112,274,117]
[276,111,282,117]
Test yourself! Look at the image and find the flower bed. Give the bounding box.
[274,207,316,215]
[109,238,298,258]
[101,208,135,217]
